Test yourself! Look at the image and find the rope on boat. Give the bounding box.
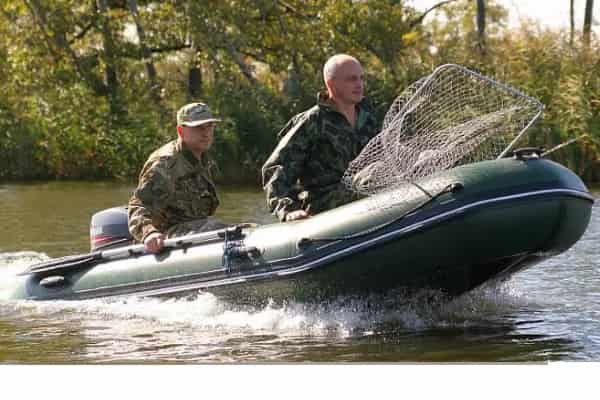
[297,182,464,248]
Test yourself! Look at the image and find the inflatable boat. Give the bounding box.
[2,150,593,302]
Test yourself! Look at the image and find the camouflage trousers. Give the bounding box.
[165,217,229,238]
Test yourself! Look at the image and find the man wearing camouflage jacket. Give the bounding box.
[262,54,380,222]
[128,102,225,253]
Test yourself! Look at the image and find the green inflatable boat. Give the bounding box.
[3,153,593,302]
[2,64,594,303]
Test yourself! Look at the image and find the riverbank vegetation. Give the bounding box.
[1,0,598,183]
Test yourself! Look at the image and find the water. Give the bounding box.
[0,181,599,362]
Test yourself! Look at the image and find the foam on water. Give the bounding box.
[1,286,530,339]
[0,251,48,269]
[0,251,49,299]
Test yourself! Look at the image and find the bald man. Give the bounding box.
[262,54,380,222]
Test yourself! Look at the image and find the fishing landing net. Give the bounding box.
[343,64,544,198]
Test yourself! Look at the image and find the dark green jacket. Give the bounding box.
[262,93,379,221]
[128,140,219,241]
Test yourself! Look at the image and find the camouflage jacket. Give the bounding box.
[128,140,219,242]
[262,92,379,221]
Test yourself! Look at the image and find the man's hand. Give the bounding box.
[144,232,165,253]
[285,210,309,221]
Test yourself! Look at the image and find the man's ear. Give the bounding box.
[325,79,336,97]
[176,125,183,138]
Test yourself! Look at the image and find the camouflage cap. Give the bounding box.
[176,102,221,127]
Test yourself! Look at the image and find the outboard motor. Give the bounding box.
[90,206,134,251]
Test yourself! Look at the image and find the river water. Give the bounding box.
[0,181,599,363]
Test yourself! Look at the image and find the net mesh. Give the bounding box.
[343,64,544,196]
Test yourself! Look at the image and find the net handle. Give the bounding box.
[497,105,544,158]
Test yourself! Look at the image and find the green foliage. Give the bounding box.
[207,80,286,183]
[0,0,599,183]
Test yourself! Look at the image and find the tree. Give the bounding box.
[95,0,122,116]
[24,0,108,96]
[1,0,598,182]
[583,0,594,49]
[126,0,162,111]
[476,0,486,55]
[570,0,575,47]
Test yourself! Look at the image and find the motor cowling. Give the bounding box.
[90,206,134,251]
